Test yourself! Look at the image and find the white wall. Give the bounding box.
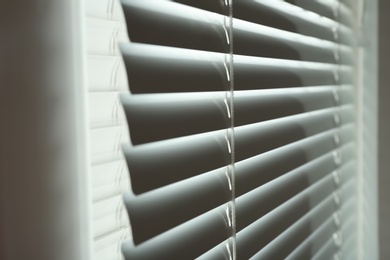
[379,0,390,259]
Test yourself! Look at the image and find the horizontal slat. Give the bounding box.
[121,92,229,144]
[340,206,357,253]
[342,205,356,237]
[92,160,130,201]
[124,107,353,194]
[94,228,131,260]
[341,216,358,260]
[123,167,229,245]
[233,54,352,91]
[234,106,352,162]
[236,126,354,196]
[171,0,228,15]
[94,195,122,221]
[249,167,355,259]
[250,197,338,260]
[89,92,127,128]
[93,211,129,239]
[312,236,339,260]
[340,195,357,220]
[233,19,352,63]
[286,0,354,28]
[120,43,352,94]
[121,0,352,62]
[122,204,231,259]
[85,17,128,55]
[235,86,353,126]
[122,0,228,52]
[285,215,339,260]
[121,86,353,144]
[173,0,354,45]
[124,125,354,242]
[120,43,228,93]
[339,163,356,188]
[90,126,129,165]
[85,0,125,21]
[124,136,353,244]
[198,196,334,260]
[173,0,334,41]
[236,174,337,259]
[93,180,130,203]
[234,1,352,44]
[92,195,129,241]
[87,55,128,92]
[234,148,353,234]
[199,173,338,259]
[123,131,230,194]
[122,158,351,259]
[282,178,355,260]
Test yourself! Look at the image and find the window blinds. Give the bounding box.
[84,1,132,259]
[97,0,358,259]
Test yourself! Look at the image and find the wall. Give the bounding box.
[379,0,390,259]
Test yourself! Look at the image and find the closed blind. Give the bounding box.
[117,0,358,259]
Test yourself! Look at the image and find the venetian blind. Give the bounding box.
[117,0,357,259]
[84,0,132,259]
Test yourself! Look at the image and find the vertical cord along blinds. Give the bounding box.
[114,0,358,259]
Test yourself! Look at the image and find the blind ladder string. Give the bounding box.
[222,0,237,259]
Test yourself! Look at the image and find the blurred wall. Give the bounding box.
[378,0,390,259]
